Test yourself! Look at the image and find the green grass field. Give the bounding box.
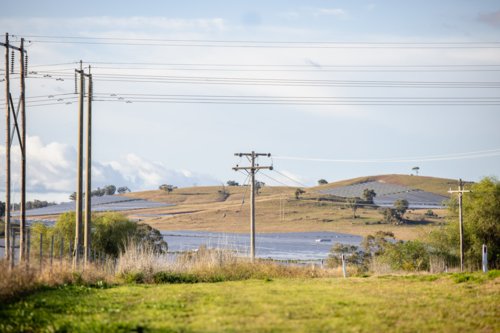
[2,272,499,332]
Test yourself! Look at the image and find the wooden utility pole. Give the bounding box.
[84,70,92,264]
[232,152,272,261]
[19,38,26,262]
[448,178,473,272]
[75,61,84,257]
[4,33,10,260]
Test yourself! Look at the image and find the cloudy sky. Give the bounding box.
[1,0,500,202]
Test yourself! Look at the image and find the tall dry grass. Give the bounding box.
[0,258,115,304]
[117,241,359,284]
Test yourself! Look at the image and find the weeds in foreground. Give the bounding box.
[0,259,115,304]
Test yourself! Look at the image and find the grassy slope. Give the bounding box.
[1,274,499,332]
[311,174,456,197]
[114,184,446,241]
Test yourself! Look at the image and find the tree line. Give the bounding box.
[69,185,131,201]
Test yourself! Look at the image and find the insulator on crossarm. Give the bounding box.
[11,50,14,74]
[25,54,28,78]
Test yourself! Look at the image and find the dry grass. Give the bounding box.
[0,258,115,304]
[312,174,455,197]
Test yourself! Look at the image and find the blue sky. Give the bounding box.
[1,1,500,202]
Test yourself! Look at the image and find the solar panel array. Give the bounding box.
[11,195,174,216]
[316,181,417,197]
[315,181,449,208]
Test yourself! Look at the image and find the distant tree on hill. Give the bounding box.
[69,192,76,201]
[394,199,409,219]
[412,167,420,176]
[0,201,5,217]
[255,181,265,195]
[345,197,361,219]
[362,189,376,204]
[117,186,131,194]
[227,180,239,186]
[159,184,174,194]
[91,188,106,197]
[318,179,328,185]
[378,207,400,224]
[294,188,305,199]
[105,185,116,195]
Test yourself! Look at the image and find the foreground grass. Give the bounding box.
[1,272,499,332]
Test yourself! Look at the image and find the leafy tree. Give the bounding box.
[69,192,76,201]
[104,185,116,195]
[360,231,396,257]
[345,197,361,219]
[227,180,239,186]
[394,199,409,219]
[255,181,265,195]
[379,239,430,272]
[425,209,435,216]
[377,207,400,224]
[326,242,365,268]
[425,176,500,269]
[294,188,305,199]
[117,186,131,194]
[0,201,4,217]
[362,189,376,203]
[412,166,420,176]
[30,211,168,257]
[159,184,174,194]
[318,179,328,185]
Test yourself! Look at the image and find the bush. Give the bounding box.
[486,269,500,279]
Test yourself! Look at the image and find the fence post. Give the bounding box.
[68,240,72,267]
[50,235,54,266]
[76,244,80,270]
[26,228,30,271]
[93,249,96,264]
[39,233,43,274]
[10,229,15,270]
[342,254,346,278]
[60,238,64,267]
[482,245,488,274]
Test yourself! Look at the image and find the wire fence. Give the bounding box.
[3,228,118,276]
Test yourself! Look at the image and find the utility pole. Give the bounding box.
[232,152,272,261]
[84,68,92,265]
[4,33,10,260]
[75,61,84,261]
[448,178,473,272]
[19,38,26,262]
[2,33,27,262]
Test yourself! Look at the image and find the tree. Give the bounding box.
[0,201,5,217]
[326,243,364,268]
[294,188,305,199]
[227,180,239,186]
[255,181,265,195]
[378,207,400,224]
[412,167,420,176]
[69,192,76,201]
[425,176,500,269]
[362,189,376,203]
[360,231,396,257]
[394,199,409,219]
[345,197,361,219]
[117,186,131,194]
[159,184,174,194]
[104,185,116,195]
[318,179,328,185]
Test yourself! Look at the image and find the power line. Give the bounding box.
[272,170,311,188]
[24,40,500,49]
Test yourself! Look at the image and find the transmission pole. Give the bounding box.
[19,38,26,262]
[84,69,92,265]
[448,178,473,272]
[75,60,84,258]
[232,152,272,261]
[4,33,10,260]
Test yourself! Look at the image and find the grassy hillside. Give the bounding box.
[2,274,499,332]
[311,174,456,197]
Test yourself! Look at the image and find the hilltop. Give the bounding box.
[311,174,456,197]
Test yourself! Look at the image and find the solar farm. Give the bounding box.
[315,181,449,208]
[10,195,174,216]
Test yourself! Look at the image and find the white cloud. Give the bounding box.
[0,136,220,197]
[280,12,299,20]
